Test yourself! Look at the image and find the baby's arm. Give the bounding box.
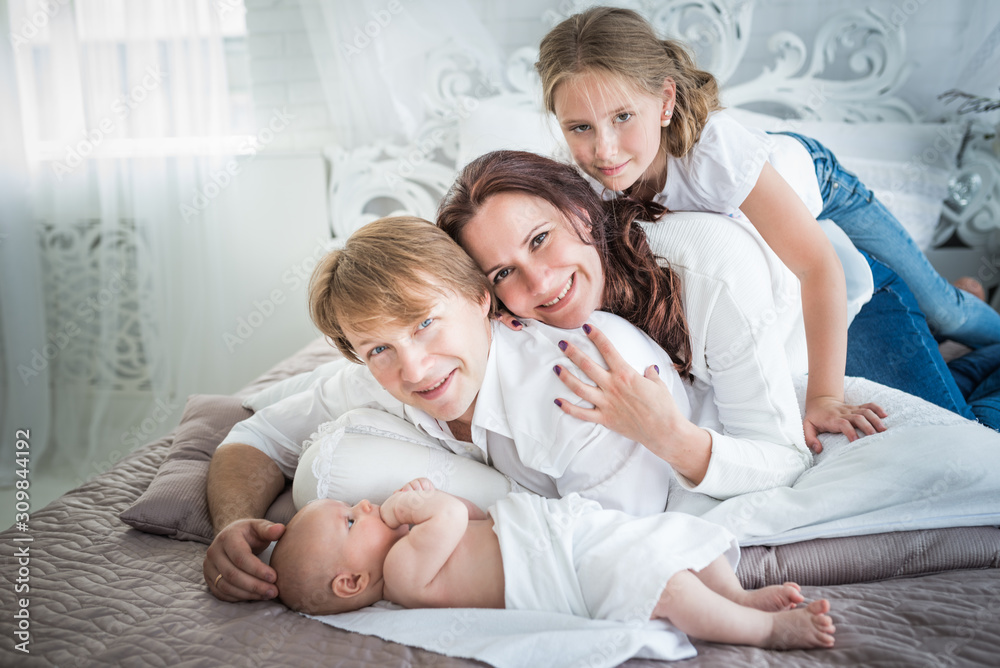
[395,477,487,520]
[381,488,470,596]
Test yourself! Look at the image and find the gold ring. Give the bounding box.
[214,573,224,587]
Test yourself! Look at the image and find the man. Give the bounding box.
[204,216,684,602]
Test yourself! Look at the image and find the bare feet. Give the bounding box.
[736,582,804,612]
[767,599,836,650]
[955,276,986,301]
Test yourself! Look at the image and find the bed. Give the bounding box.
[4,336,1000,666]
[5,1,1000,666]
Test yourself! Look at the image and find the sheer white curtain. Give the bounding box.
[0,0,50,486]
[301,0,503,150]
[5,0,240,483]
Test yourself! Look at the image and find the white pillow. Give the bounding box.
[727,109,960,251]
[293,408,521,511]
[242,358,351,412]
[838,156,950,251]
[726,109,964,170]
[457,93,568,168]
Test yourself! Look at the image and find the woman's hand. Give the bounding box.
[204,518,285,602]
[553,323,683,449]
[803,396,888,453]
[553,324,712,483]
[496,311,525,331]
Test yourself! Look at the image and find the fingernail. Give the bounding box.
[554,399,562,407]
[511,319,522,328]
[654,365,659,374]
[553,365,561,376]
[582,323,592,334]
[558,340,568,351]
[266,588,276,598]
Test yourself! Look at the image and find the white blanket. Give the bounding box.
[298,376,1000,667]
[313,604,693,668]
[666,376,1000,544]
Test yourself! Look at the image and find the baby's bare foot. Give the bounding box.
[737,582,804,612]
[767,599,836,650]
[955,277,986,301]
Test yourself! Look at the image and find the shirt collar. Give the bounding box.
[398,323,502,459]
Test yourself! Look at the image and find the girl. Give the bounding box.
[534,6,1000,442]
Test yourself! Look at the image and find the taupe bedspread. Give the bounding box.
[2,338,999,666]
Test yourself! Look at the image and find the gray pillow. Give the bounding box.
[120,394,295,543]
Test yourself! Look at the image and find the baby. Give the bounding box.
[271,479,835,650]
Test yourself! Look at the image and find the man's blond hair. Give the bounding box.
[309,216,494,363]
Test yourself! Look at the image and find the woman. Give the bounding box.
[437,151,994,497]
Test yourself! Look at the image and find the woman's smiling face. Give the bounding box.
[459,191,604,329]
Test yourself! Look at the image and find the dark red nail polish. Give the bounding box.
[558,340,568,351]
[583,323,592,334]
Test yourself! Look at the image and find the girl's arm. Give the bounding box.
[740,162,886,449]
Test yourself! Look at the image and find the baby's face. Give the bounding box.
[292,498,405,577]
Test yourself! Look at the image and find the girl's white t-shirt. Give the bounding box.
[596,109,873,323]
[655,109,824,220]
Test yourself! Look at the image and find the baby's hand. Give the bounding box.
[396,477,435,493]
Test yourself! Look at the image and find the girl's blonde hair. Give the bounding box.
[308,216,494,363]
[537,6,721,158]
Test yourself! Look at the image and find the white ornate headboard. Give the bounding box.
[324,0,1000,298]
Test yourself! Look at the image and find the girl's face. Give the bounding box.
[460,191,604,330]
[553,70,673,193]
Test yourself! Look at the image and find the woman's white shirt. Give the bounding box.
[641,212,813,499]
[223,311,683,516]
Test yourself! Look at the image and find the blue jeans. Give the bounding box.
[947,343,1000,429]
[778,131,1000,349]
[846,252,977,420]
[847,251,1000,429]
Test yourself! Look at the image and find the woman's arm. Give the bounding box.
[740,163,885,448]
[554,213,810,499]
[553,320,808,499]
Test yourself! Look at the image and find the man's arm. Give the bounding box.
[381,489,469,600]
[204,443,286,602]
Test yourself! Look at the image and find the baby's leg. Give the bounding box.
[694,556,803,612]
[652,570,835,649]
